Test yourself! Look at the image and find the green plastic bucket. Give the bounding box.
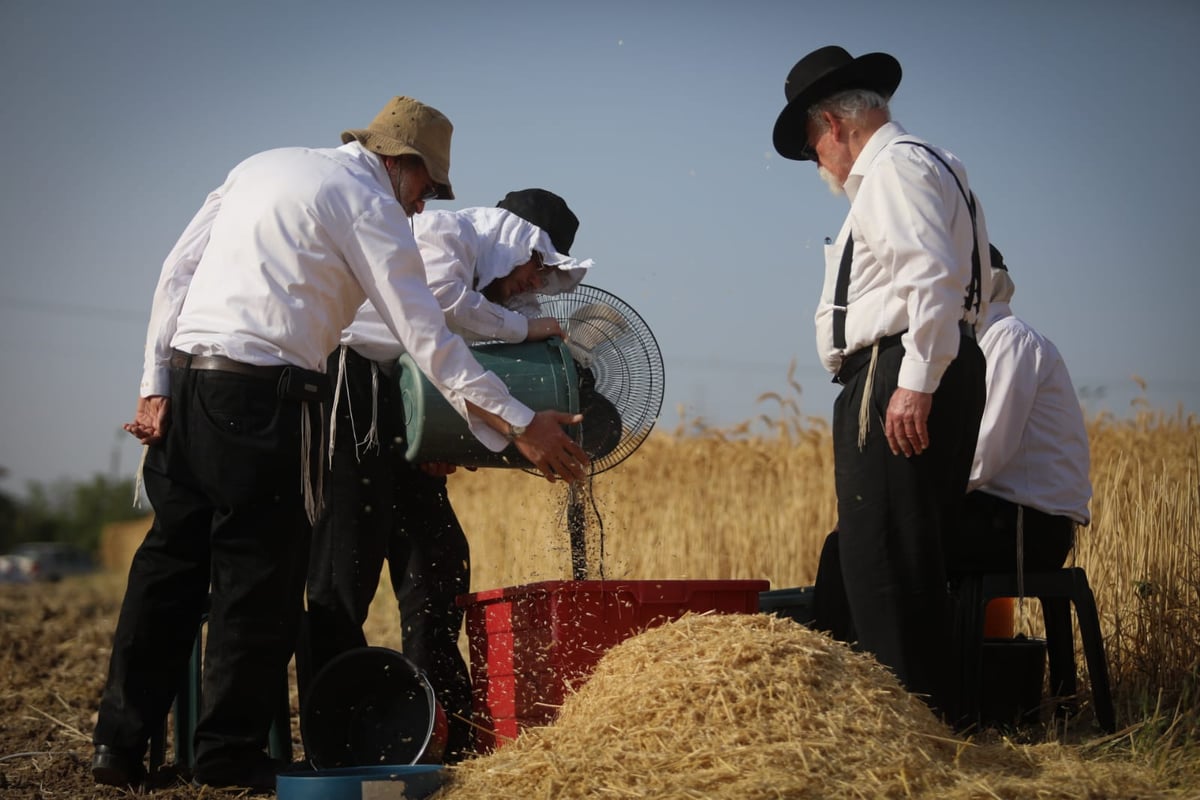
[397,338,580,467]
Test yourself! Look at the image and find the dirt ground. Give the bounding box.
[0,572,296,800]
[3,570,1192,799]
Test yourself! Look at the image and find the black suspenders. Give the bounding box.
[831,141,982,351]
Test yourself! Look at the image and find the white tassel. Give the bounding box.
[357,362,380,456]
[328,346,348,470]
[132,446,149,509]
[1015,505,1027,635]
[328,346,381,468]
[301,400,326,525]
[857,341,880,451]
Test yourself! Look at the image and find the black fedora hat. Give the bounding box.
[497,188,579,255]
[772,46,902,162]
[989,243,1007,272]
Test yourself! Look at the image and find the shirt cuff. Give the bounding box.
[897,356,946,394]
[497,310,529,343]
[140,367,172,398]
[466,403,536,452]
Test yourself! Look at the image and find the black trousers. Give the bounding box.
[947,490,1076,576]
[95,366,314,773]
[299,347,473,758]
[831,334,985,717]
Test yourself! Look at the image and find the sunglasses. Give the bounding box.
[419,181,440,202]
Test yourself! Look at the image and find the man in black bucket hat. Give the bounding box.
[94,96,589,792]
[497,188,580,256]
[300,187,595,761]
[773,46,991,722]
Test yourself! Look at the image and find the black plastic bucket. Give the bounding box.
[301,647,448,768]
[980,635,1047,725]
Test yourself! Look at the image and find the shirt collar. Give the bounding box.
[844,120,908,201]
[987,300,1013,326]
[338,140,392,193]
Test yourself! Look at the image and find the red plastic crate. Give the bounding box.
[457,579,769,752]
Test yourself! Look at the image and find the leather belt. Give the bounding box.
[834,321,976,386]
[170,349,287,381]
[834,332,905,385]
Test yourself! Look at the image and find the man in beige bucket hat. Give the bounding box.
[341,95,456,201]
[94,95,589,792]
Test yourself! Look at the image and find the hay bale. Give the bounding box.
[98,514,153,572]
[436,613,1165,799]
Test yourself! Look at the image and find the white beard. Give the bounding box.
[818,165,845,196]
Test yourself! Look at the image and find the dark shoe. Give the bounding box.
[192,756,286,791]
[92,744,147,788]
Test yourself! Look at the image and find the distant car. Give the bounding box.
[0,554,33,584]
[6,542,97,582]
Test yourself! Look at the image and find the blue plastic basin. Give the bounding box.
[276,764,445,800]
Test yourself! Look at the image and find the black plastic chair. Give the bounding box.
[955,567,1116,733]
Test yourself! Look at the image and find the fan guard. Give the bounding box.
[535,284,664,475]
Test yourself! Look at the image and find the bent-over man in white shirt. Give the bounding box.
[93,98,588,792]
[300,190,591,760]
[946,244,1092,574]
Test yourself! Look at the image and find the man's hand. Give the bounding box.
[884,388,933,457]
[512,410,589,483]
[525,317,565,342]
[123,396,171,446]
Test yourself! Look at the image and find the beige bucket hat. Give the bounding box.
[342,96,455,199]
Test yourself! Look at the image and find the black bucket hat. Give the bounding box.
[773,46,902,162]
[497,188,579,255]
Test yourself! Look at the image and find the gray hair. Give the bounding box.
[808,89,891,132]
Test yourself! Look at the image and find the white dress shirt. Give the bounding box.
[340,207,590,358]
[968,301,1092,524]
[139,141,533,451]
[816,121,992,393]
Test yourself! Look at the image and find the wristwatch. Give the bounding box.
[506,423,527,442]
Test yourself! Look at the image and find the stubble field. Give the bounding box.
[1,397,1197,798]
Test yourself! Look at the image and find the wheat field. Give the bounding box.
[422,398,1199,734]
[87,392,1200,793]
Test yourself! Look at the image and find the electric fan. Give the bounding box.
[535,283,665,475]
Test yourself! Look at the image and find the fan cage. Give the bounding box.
[533,284,665,475]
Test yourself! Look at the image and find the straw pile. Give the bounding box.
[435,613,1165,800]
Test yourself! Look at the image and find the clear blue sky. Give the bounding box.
[2,0,1197,494]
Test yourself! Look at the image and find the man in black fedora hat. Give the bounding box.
[299,187,594,760]
[774,46,991,720]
